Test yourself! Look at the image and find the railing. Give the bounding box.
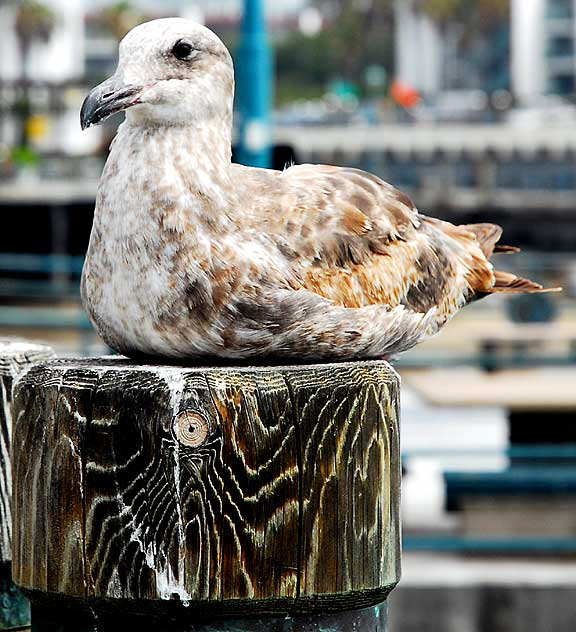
[0,253,83,299]
[403,536,576,552]
[403,445,576,553]
[403,446,576,460]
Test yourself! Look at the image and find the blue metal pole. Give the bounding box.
[235,0,273,168]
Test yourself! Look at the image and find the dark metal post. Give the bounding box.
[30,603,388,631]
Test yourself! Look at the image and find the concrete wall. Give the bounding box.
[389,585,576,632]
[388,553,576,632]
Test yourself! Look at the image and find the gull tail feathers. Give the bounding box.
[487,270,561,294]
[464,222,561,294]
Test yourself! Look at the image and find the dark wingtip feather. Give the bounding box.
[493,245,521,254]
[489,270,562,294]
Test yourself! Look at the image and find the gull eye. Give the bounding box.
[172,40,193,60]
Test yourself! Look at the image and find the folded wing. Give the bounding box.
[274,164,518,324]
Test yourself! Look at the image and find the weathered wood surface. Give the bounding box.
[12,357,400,621]
[0,339,54,563]
[0,339,54,629]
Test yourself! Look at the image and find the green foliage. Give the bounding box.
[10,146,40,167]
[422,0,508,23]
[275,0,394,105]
[276,29,342,103]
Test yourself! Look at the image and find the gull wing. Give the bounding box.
[273,164,497,322]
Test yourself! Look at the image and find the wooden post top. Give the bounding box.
[0,339,55,381]
[12,357,401,621]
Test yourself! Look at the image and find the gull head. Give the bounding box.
[80,18,234,130]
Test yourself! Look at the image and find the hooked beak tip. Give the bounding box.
[80,81,143,130]
[80,86,104,131]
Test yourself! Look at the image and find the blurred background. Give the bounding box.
[1,0,576,630]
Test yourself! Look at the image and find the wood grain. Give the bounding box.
[0,340,54,563]
[12,357,400,619]
[284,363,401,600]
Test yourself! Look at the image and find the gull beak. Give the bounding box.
[80,75,143,130]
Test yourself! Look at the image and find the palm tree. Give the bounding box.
[15,0,56,80]
[99,1,145,41]
[13,0,56,146]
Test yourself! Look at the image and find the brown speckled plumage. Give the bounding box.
[81,18,555,361]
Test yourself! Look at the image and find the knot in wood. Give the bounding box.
[173,409,209,447]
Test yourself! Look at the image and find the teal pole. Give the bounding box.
[235,0,272,168]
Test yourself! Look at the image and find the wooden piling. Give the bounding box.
[12,357,401,630]
[0,339,54,629]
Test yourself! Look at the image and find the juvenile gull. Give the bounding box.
[80,18,555,361]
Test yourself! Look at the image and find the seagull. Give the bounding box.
[80,18,556,361]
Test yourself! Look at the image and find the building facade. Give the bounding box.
[394,0,510,97]
[512,0,576,101]
[396,0,576,103]
[394,0,443,95]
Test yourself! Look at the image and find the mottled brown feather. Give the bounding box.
[248,164,488,319]
[462,223,503,257]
